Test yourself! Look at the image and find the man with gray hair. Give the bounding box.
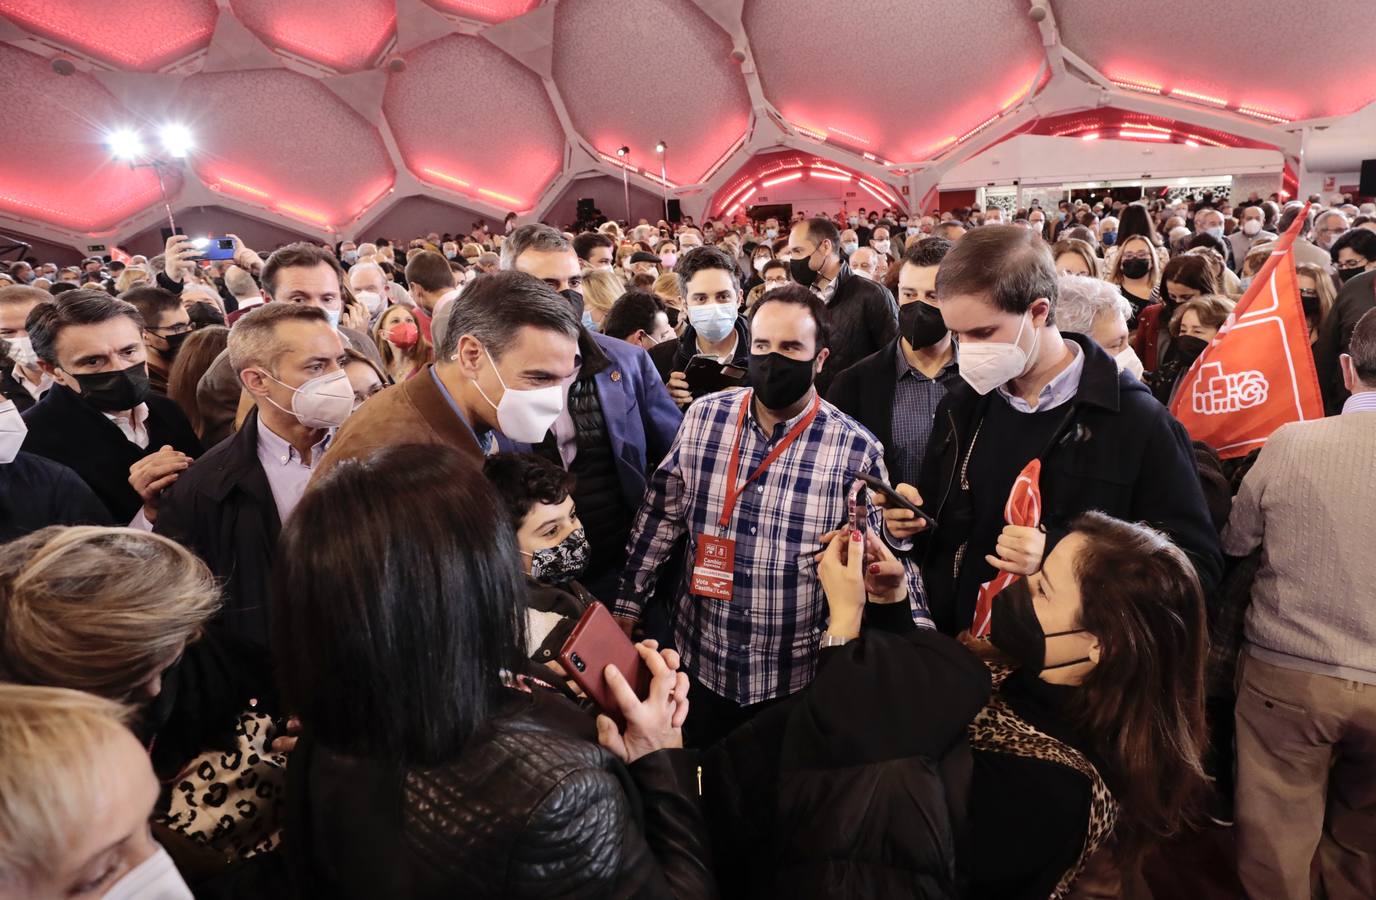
[1226,305,1376,899]
[156,303,349,647]
[497,223,682,599]
[1055,274,1140,377]
[315,271,581,481]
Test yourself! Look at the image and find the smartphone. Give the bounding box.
[557,602,651,726]
[684,355,746,397]
[847,478,868,536]
[191,237,236,261]
[849,471,937,531]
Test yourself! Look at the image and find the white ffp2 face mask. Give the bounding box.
[1114,345,1144,380]
[0,399,26,464]
[101,846,193,900]
[956,310,1040,395]
[475,347,565,443]
[6,334,37,368]
[263,368,355,429]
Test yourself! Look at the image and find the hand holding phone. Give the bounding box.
[683,355,746,397]
[558,602,651,727]
[849,471,935,537]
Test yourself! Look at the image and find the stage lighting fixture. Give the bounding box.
[160,124,194,158]
[656,141,666,153]
[617,146,629,157]
[107,128,144,160]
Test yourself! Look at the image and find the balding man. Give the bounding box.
[848,246,880,281]
[223,266,262,316]
[1227,206,1278,272]
[1314,209,1351,254]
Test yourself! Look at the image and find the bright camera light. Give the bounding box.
[160,123,194,158]
[107,129,143,160]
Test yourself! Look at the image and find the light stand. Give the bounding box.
[656,140,668,222]
[137,159,179,234]
[617,146,631,224]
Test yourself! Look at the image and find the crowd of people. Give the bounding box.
[0,186,1374,899]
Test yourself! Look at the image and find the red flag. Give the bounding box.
[1169,204,1324,458]
[971,458,1042,638]
[109,246,131,264]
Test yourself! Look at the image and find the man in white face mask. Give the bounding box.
[0,285,55,411]
[1227,206,1277,273]
[153,303,349,648]
[0,397,110,539]
[876,225,1223,637]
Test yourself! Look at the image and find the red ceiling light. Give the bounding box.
[1237,106,1292,124]
[423,166,470,188]
[1170,87,1229,108]
[1185,139,1200,148]
[827,125,871,146]
[1081,132,1100,141]
[761,172,804,188]
[811,171,850,182]
[478,187,523,207]
[1109,78,1164,95]
[1119,129,1172,141]
[277,201,331,225]
[216,176,270,198]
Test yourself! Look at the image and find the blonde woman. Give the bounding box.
[370,303,432,382]
[0,684,194,897]
[114,266,150,294]
[652,271,685,332]
[1052,238,1100,278]
[0,526,219,704]
[1295,262,1337,344]
[581,268,627,331]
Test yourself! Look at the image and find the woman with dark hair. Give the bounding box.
[706,511,1208,898]
[1131,253,1220,374]
[275,444,714,898]
[1104,203,1169,273]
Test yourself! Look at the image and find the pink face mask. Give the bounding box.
[387,321,419,351]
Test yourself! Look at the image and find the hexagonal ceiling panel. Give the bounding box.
[424,0,544,24]
[1055,0,1376,121]
[385,34,564,211]
[0,0,217,71]
[745,0,1045,163]
[173,69,394,228]
[553,0,749,185]
[229,0,395,73]
[0,44,180,232]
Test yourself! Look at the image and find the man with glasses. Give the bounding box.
[120,287,192,395]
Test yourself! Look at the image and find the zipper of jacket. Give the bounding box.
[950,417,983,580]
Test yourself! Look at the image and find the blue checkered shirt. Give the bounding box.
[615,387,931,706]
[891,342,962,488]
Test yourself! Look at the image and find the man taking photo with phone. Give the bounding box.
[616,285,925,749]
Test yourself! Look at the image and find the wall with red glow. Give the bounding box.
[938,190,978,212]
[358,196,503,244]
[543,176,669,229]
[125,207,316,257]
[5,231,83,266]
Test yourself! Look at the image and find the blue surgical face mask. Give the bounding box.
[581,308,599,333]
[1101,231,1117,246]
[341,250,358,264]
[841,241,859,255]
[324,306,341,330]
[687,303,737,343]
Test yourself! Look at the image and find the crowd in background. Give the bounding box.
[0,183,1374,900]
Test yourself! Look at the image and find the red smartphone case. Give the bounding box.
[557,602,651,723]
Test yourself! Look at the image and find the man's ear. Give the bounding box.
[240,367,271,399]
[454,333,484,375]
[260,289,273,305]
[814,347,830,374]
[1341,353,1356,394]
[1032,298,1053,327]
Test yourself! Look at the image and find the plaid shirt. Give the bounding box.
[891,342,962,488]
[615,387,930,705]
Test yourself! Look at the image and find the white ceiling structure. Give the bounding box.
[1,0,1373,252]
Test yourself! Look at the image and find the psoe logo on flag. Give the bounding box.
[1191,361,1270,416]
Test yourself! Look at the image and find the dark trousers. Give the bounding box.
[684,679,785,750]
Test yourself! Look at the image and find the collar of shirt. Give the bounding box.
[747,387,817,440]
[1341,390,1376,416]
[429,365,495,454]
[12,364,52,401]
[995,339,1084,413]
[894,339,958,381]
[104,402,150,447]
[811,274,837,304]
[697,330,739,363]
[256,415,332,467]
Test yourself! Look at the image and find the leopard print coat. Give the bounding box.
[968,665,1118,900]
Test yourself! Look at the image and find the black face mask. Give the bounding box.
[66,362,150,413]
[160,329,191,360]
[1120,258,1151,280]
[1300,289,1322,319]
[789,251,820,288]
[1338,267,1366,284]
[900,300,947,349]
[989,578,1090,676]
[749,352,816,410]
[1173,334,1210,366]
[560,288,585,321]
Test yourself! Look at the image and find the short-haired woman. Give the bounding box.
[275,444,714,897]
[1142,294,1236,405]
[0,684,195,898]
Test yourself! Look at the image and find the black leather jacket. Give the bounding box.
[284,689,717,899]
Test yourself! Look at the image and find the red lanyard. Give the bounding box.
[717,390,821,530]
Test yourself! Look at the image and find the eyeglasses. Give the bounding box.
[148,323,192,336]
[1336,259,1368,269]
